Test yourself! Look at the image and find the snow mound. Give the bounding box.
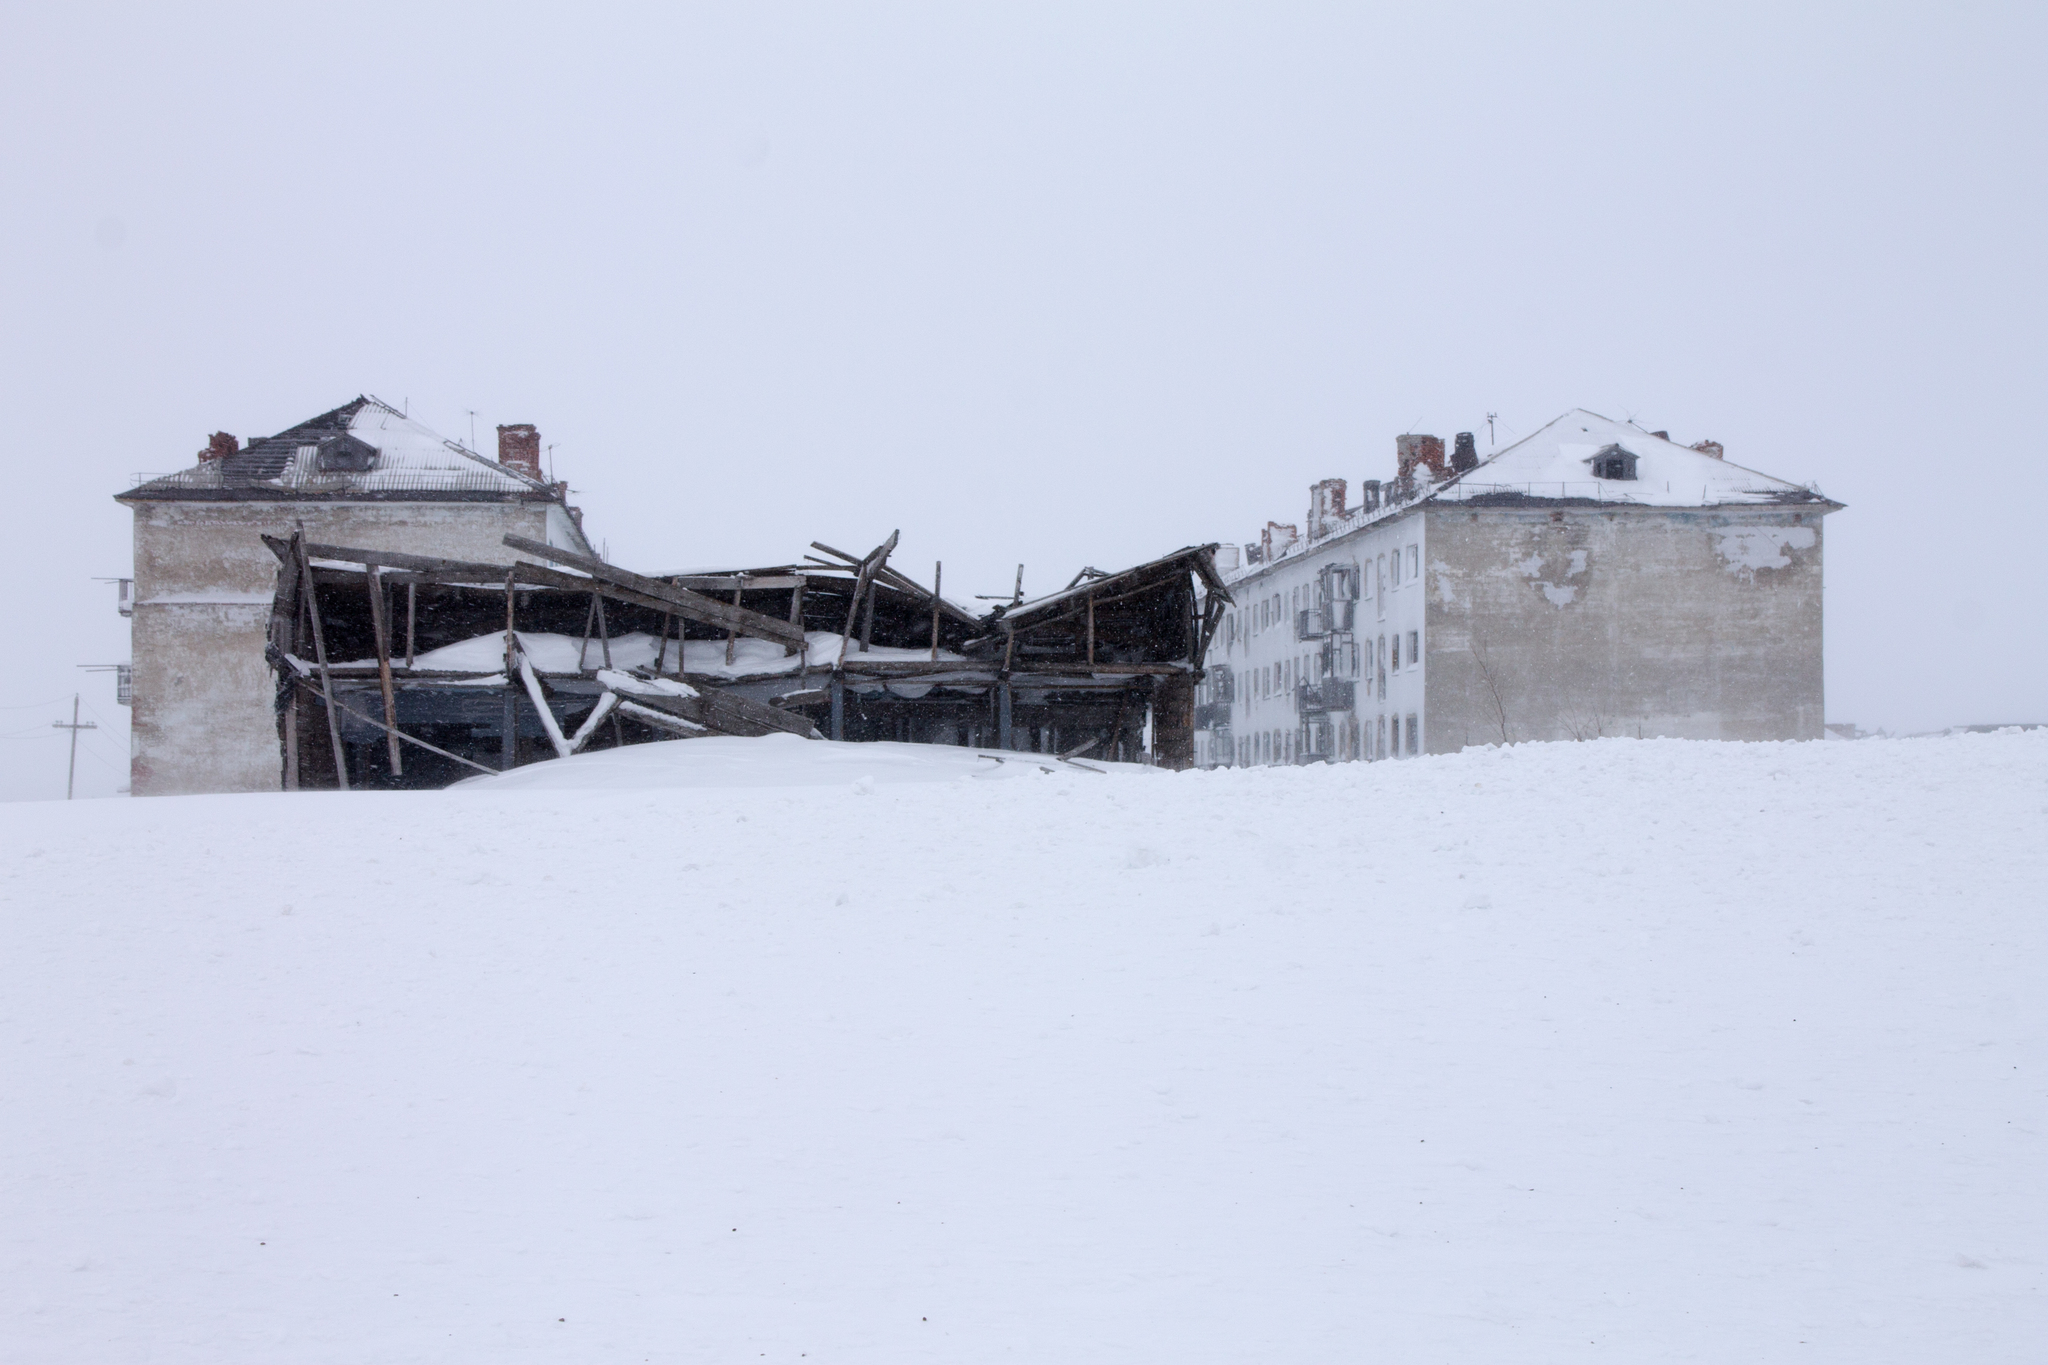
[457,733,1155,791]
[3,732,2044,1362]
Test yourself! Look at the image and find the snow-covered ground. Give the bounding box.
[3,733,2043,1362]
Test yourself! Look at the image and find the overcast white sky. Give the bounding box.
[2,2,2042,799]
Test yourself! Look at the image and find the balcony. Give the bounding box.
[1295,608,1325,640]
[1295,680,1356,715]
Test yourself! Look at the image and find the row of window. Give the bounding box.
[1215,713,1420,767]
[1232,630,1423,712]
[1223,542,1421,652]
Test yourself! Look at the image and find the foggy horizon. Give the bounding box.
[4,2,2043,798]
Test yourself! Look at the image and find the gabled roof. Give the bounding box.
[1439,409,1825,507]
[1220,408,1839,587]
[118,396,556,501]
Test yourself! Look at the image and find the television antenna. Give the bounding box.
[1486,412,1498,447]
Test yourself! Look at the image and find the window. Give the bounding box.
[1391,634,1400,671]
[1406,714,1419,755]
[1407,630,1419,667]
[1407,545,1419,580]
[1377,715,1386,759]
[1389,551,1400,587]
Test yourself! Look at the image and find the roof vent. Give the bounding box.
[1590,444,1638,480]
[315,433,379,472]
[1451,432,1478,473]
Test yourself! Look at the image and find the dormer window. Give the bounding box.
[315,434,379,473]
[1590,443,1638,480]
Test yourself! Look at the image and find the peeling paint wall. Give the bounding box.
[122,500,556,796]
[1423,506,1828,749]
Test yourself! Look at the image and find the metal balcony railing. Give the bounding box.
[1295,680,1355,714]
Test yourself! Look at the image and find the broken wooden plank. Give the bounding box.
[303,541,514,580]
[615,699,710,738]
[810,540,979,625]
[517,654,575,760]
[294,532,350,790]
[365,565,404,777]
[288,675,500,776]
[502,534,805,647]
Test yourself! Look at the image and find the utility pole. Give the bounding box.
[52,694,96,800]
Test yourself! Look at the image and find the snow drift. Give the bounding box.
[2,733,2043,1362]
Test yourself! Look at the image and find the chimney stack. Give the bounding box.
[1451,432,1478,473]
[1307,478,1347,540]
[497,423,542,478]
[1396,433,1445,481]
[200,432,237,463]
[1690,439,1725,460]
[1358,478,1382,513]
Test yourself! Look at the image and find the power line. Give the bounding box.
[52,695,97,800]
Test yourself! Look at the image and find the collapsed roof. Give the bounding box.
[265,529,1230,790]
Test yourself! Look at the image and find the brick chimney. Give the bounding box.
[497,424,542,477]
[1451,432,1478,473]
[199,432,237,463]
[1690,439,1725,460]
[1307,478,1347,540]
[1396,433,1445,481]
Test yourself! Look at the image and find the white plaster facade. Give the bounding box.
[1194,411,1842,766]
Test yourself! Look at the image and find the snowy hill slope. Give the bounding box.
[3,734,2044,1362]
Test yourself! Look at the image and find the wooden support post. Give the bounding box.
[578,594,597,670]
[502,572,518,771]
[858,577,875,653]
[284,701,299,790]
[786,575,807,660]
[502,689,517,771]
[726,577,743,665]
[1012,563,1024,606]
[288,676,501,776]
[404,581,416,668]
[365,565,404,777]
[656,606,674,676]
[503,571,517,675]
[829,674,845,741]
[930,561,941,661]
[295,535,350,791]
[595,592,613,669]
[998,681,1014,751]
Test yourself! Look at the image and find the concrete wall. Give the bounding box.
[123,499,556,796]
[1422,505,1829,750]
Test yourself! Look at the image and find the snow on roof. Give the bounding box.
[120,396,555,500]
[1442,409,1815,507]
[1220,408,1835,585]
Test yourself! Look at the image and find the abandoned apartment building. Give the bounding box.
[116,396,1229,794]
[1194,409,1844,766]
